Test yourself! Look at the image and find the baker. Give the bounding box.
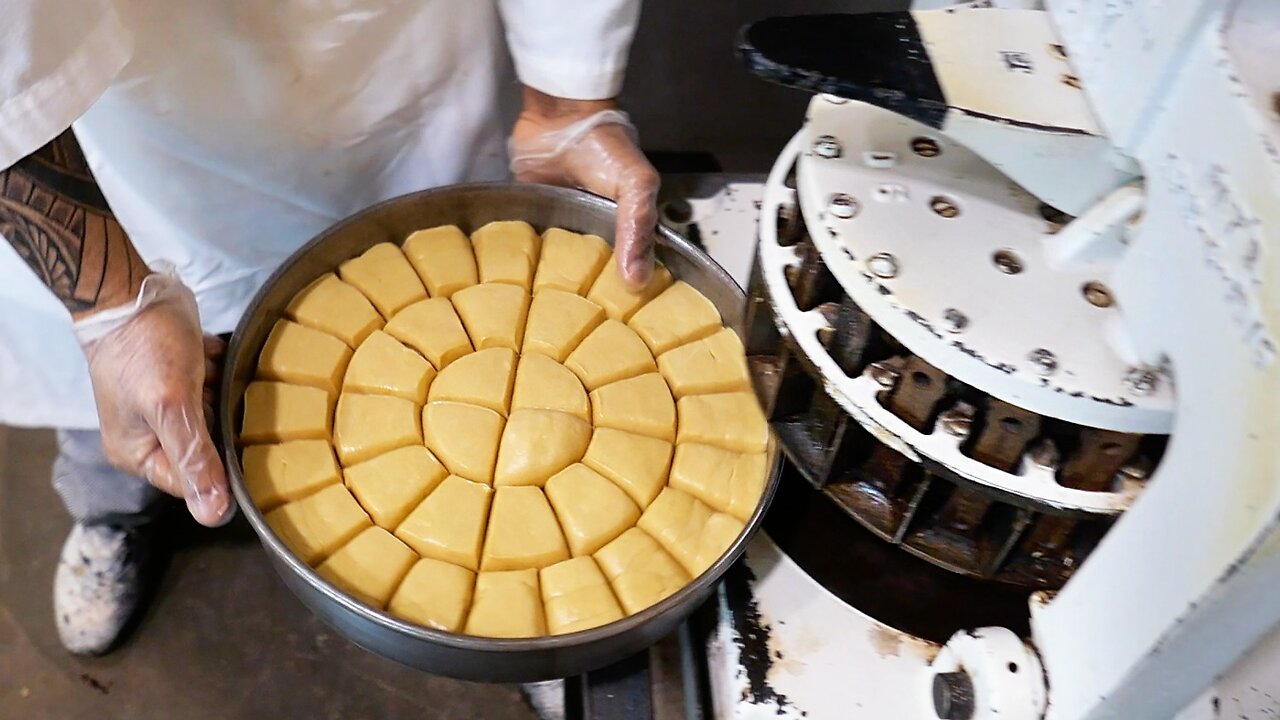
[0,0,656,656]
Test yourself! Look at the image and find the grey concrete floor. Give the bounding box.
[0,426,538,720]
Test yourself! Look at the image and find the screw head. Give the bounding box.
[911,136,941,158]
[942,308,968,333]
[1028,348,1058,375]
[827,193,859,219]
[931,196,960,218]
[1124,367,1160,395]
[1083,281,1114,308]
[867,253,899,279]
[993,249,1024,275]
[813,135,843,159]
[867,362,900,390]
[938,402,976,439]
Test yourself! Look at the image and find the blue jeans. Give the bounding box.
[52,429,168,528]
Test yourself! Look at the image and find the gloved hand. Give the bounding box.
[73,268,233,527]
[510,103,661,289]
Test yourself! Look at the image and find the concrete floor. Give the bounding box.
[0,426,537,720]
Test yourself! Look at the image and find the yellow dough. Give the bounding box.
[427,347,516,415]
[242,439,341,511]
[286,273,383,348]
[481,486,570,571]
[472,220,541,288]
[587,255,674,322]
[594,528,689,616]
[344,445,448,529]
[332,393,421,466]
[565,320,658,391]
[388,558,476,632]
[669,444,767,522]
[402,225,478,298]
[241,381,334,444]
[540,556,624,635]
[589,373,676,442]
[510,353,590,421]
[465,569,545,638]
[338,242,428,319]
[384,297,473,369]
[265,484,371,565]
[581,428,673,509]
[545,464,641,556]
[257,319,352,395]
[316,527,418,608]
[676,391,769,453]
[396,475,493,571]
[422,402,505,484]
[522,289,606,362]
[657,327,751,398]
[638,487,744,576]
[628,281,723,355]
[533,228,611,295]
[494,410,592,487]
[344,330,436,403]
[452,282,530,351]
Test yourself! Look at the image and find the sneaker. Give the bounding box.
[53,523,151,655]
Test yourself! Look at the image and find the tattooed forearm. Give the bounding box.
[0,129,148,318]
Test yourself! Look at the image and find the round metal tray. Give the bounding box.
[219,183,782,682]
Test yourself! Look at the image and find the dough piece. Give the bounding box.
[638,487,744,576]
[345,445,448,529]
[344,330,436,403]
[589,373,676,442]
[594,528,689,616]
[427,347,516,415]
[533,228,611,295]
[472,220,541,289]
[422,402,505,484]
[396,475,493,571]
[676,391,769,453]
[669,443,767,522]
[285,273,382,348]
[627,281,723,355]
[333,393,421,466]
[241,381,334,444]
[402,225,478,297]
[465,569,545,638]
[385,297,473,369]
[316,527,417,608]
[388,558,476,632]
[265,484,371,565]
[581,428,673,509]
[586,255,673,322]
[565,320,658,391]
[257,319,352,395]
[545,464,641,556]
[522,289,606,362]
[338,242,428,318]
[481,486,570,571]
[540,556,624,635]
[242,439,341,512]
[510,353,590,421]
[451,283,530,351]
[494,410,592,487]
[657,327,751,398]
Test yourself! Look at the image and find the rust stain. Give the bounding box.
[870,625,903,657]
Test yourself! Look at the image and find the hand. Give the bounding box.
[510,88,661,289]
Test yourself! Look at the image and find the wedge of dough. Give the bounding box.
[676,391,769,453]
[388,558,476,632]
[241,381,334,444]
[384,297,473,369]
[657,327,751,398]
[257,319,352,395]
[242,439,341,511]
[522,289,606,362]
[395,475,493,571]
[316,527,417,608]
[452,282,530,351]
[581,428,673,509]
[481,486,570,571]
[565,320,658,391]
[265,484,371,565]
[510,353,590,421]
[545,464,641,557]
[333,393,421,466]
[285,273,382,348]
[533,228,610,295]
[345,445,448,529]
[638,487,744,576]
[593,528,689,616]
[472,220,541,288]
[402,225,477,298]
[494,410,592,487]
[465,569,545,638]
[427,347,516,415]
[422,402,505,484]
[540,556,624,635]
[338,242,428,318]
[586,255,673,322]
[669,443,767,522]
[344,330,436,403]
[589,373,676,442]
[627,281,723,355]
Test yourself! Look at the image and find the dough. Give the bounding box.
[285,273,382,348]
[564,319,658,391]
[545,464,640,556]
[396,475,493,571]
[657,327,751,398]
[241,439,341,511]
[532,228,611,295]
[241,381,334,444]
[593,528,689,616]
[452,282,530,351]
[338,242,428,318]
[422,402,505,484]
[344,330,436,403]
[510,353,590,421]
[494,409,592,487]
[540,556,624,635]
[676,391,769,453]
[316,527,417,608]
[427,347,516,415]
[589,373,676,442]
[384,297,473,369]
[332,393,421,466]
[481,486,570,571]
[388,558,476,632]
[471,220,541,288]
[581,428,672,509]
[265,484,371,565]
[522,289,606,362]
[402,225,478,297]
[345,445,448,529]
[465,569,545,638]
[668,444,766,522]
[638,487,744,576]
[694,513,746,576]
[586,254,673,322]
[258,319,352,395]
[627,281,722,355]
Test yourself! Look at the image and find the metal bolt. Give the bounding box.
[1083,281,1114,308]
[867,253,899,279]
[1119,457,1154,482]
[1028,348,1058,375]
[1048,43,1068,60]
[1062,73,1083,89]
[1029,439,1061,470]
[933,672,976,720]
[827,193,860,219]
[931,196,960,218]
[911,136,941,158]
[942,308,968,334]
[813,135,843,159]
[993,249,1024,275]
[863,150,898,168]
[938,402,976,439]
[1124,367,1160,395]
[868,362,900,390]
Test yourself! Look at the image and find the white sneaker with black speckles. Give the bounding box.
[54,524,143,656]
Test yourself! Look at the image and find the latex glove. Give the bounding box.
[73,269,233,527]
[510,108,661,289]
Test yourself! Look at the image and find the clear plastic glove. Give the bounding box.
[73,269,233,527]
[510,107,661,289]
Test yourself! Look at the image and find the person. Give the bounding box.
[0,0,658,656]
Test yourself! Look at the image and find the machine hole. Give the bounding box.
[912,371,932,388]
[930,196,961,218]
[1083,281,1114,308]
[1000,417,1023,433]
[993,250,1024,275]
[911,136,941,158]
[1061,73,1082,89]
[1008,662,1019,674]
[1101,442,1124,456]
